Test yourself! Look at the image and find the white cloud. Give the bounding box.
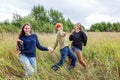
[0,0,33,21]
[0,5,29,22]
[68,0,100,8]
[85,14,120,29]
[0,0,120,29]
[0,13,13,22]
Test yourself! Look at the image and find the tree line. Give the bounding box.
[90,22,120,32]
[0,5,76,33]
[0,5,119,33]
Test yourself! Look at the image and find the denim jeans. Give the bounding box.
[52,46,76,68]
[19,54,37,77]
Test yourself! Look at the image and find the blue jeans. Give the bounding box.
[52,46,76,68]
[19,54,37,77]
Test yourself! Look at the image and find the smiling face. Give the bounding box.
[75,25,80,30]
[23,25,31,35]
[75,23,81,31]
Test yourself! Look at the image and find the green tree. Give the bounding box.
[31,5,49,24]
[48,8,63,25]
[12,13,22,28]
[65,19,74,32]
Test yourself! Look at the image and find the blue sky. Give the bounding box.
[0,0,120,29]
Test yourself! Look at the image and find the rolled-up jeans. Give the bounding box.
[19,54,37,77]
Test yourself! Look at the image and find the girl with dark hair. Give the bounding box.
[17,23,53,78]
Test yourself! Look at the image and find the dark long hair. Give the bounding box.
[18,23,32,38]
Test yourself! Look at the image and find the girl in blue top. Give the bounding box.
[17,24,53,78]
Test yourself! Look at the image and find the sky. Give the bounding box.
[0,0,120,29]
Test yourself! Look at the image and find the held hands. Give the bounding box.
[17,39,23,45]
[48,47,54,53]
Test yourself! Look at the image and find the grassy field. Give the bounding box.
[0,32,120,80]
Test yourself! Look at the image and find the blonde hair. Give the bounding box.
[76,23,82,30]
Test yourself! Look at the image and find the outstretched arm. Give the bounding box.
[35,35,48,51]
[59,30,66,37]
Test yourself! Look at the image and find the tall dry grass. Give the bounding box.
[0,32,120,80]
